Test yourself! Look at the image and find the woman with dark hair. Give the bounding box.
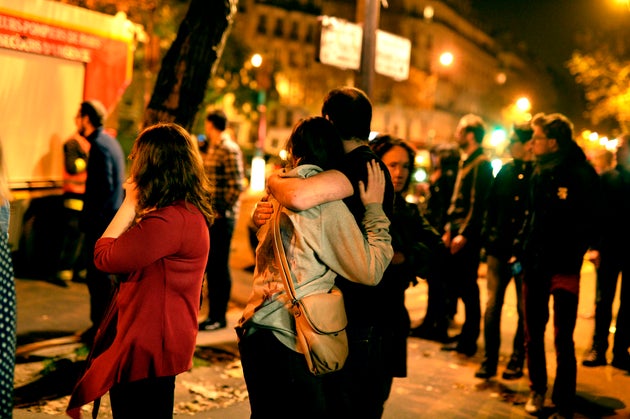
[237,116,393,418]
[369,134,446,398]
[67,123,214,418]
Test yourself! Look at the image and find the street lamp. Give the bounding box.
[515,96,531,113]
[249,53,268,192]
[439,51,454,67]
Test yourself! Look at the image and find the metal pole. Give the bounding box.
[356,0,379,98]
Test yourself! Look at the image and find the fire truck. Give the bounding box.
[0,0,139,276]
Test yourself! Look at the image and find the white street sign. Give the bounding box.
[375,29,411,81]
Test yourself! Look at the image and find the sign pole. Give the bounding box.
[356,0,380,98]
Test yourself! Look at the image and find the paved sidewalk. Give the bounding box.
[12,190,630,417]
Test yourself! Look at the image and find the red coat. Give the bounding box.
[67,201,209,418]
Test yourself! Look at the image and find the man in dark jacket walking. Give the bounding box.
[517,113,601,419]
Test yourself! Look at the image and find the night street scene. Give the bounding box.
[2,0,630,418]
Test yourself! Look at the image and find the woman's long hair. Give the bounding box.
[128,123,214,225]
[285,116,345,170]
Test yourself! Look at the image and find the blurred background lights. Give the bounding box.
[491,158,503,177]
[439,51,454,67]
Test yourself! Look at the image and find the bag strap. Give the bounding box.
[272,205,298,303]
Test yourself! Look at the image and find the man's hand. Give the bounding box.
[252,195,273,228]
[359,160,385,206]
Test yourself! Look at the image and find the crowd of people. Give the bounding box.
[2,85,626,418]
[246,88,629,419]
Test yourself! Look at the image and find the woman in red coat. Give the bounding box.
[67,123,214,418]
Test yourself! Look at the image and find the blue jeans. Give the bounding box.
[482,255,524,368]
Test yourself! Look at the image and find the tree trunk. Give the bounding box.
[143,0,238,131]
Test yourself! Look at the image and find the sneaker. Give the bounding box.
[582,349,607,367]
[199,319,227,331]
[502,357,524,380]
[525,391,545,414]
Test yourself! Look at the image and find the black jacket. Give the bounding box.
[520,145,601,275]
[483,159,533,260]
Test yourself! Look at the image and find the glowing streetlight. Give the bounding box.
[249,53,267,192]
[515,96,531,112]
[250,53,263,68]
[439,51,454,67]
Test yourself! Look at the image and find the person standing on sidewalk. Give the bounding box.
[582,133,630,371]
[410,142,459,342]
[256,87,396,417]
[76,100,125,345]
[67,123,214,418]
[199,110,245,332]
[440,114,494,357]
[475,123,533,380]
[370,134,445,378]
[515,113,601,419]
[238,117,392,418]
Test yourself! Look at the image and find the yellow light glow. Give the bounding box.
[250,53,263,68]
[516,97,531,112]
[250,156,266,192]
[439,52,454,67]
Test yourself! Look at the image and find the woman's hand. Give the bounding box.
[359,160,385,206]
[252,194,274,228]
[122,178,138,208]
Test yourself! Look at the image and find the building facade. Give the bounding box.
[229,0,557,156]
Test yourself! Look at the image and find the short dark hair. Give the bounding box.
[80,100,106,128]
[510,122,534,144]
[285,117,345,171]
[206,110,228,131]
[531,112,574,150]
[321,86,372,141]
[431,142,460,168]
[458,114,485,144]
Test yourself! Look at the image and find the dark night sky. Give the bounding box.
[472,0,624,68]
[470,0,629,125]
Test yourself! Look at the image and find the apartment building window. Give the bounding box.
[305,24,314,43]
[289,21,299,41]
[289,50,299,67]
[268,108,278,126]
[274,18,284,37]
[285,110,294,128]
[257,15,267,35]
